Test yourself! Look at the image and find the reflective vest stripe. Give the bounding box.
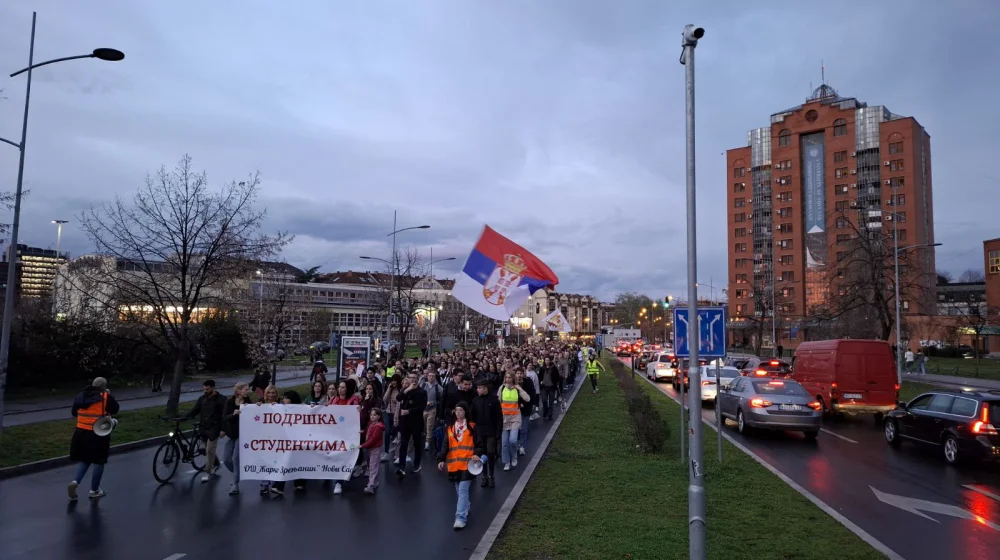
[500,387,519,416]
[446,422,476,473]
[76,393,108,431]
[586,360,601,375]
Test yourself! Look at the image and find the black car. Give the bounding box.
[883,389,1000,465]
[741,357,792,378]
[670,358,708,390]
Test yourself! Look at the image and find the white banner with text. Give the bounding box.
[238,404,361,481]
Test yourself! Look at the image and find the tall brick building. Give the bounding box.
[726,84,935,347]
[985,238,1000,354]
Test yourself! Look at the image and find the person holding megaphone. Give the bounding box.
[68,377,120,501]
[436,401,480,530]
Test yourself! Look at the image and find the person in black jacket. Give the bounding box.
[539,357,562,421]
[221,382,252,495]
[442,372,475,420]
[68,377,120,501]
[469,378,503,488]
[185,379,227,483]
[395,372,428,477]
[515,369,535,456]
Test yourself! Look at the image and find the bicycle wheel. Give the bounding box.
[190,435,208,472]
[153,441,181,483]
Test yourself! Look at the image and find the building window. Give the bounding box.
[835,200,848,212]
[834,150,847,163]
[836,217,849,229]
[777,191,793,202]
[895,211,907,223]
[781,287,795,297]
[736,273,749,283]
[779,255,794,265]
[889,159,904,171]
[835,184,848,195]
[889,141,904,154]
[733,182,746,193]
[902,301,910,311]
[734,197,746,208]
[735,227,746,238]
[835,167,848,179]
[782,271,795,282]
[735,289,748,298]
[733,166,746,178]
[735,258,750,269]
[896,229,907,242]
[833,119,847,136]
[734,212,746,223]
[736,304,747,315]
[775,160,792,170]
[778,239,793,249]
[889,177,905,188]
[778,129,791,147]
[735,243,747,253]
[896,194,905,205]
[836,251,846,262]
[777,223,793,233]
[989,250,1000,274]
[777,207,792,218]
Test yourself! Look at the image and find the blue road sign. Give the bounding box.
[673,307,727,358]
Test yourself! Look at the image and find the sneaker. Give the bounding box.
[518,446,526,456]
[424,442,430,451]
[488,477,495,488]
[406,455,413,464]
[396,468,406,478]
[333,483,343,495]
[294,484,306,492]
[413,465,422,473]
[201,474,211,483]
[229,483,240,495]
[269,486,283,496]
[88,489,106,499]
[453,519,466,530]
[380,452,389,462]
[260,486,270,496]
[363,486,375,495]
[68,481,79,501]
[512,457,518,468]
[530,413,540,421]
[393,458,400,466]
[503,464,511,471]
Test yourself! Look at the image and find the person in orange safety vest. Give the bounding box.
[437,401,479,530]
[68,377,120,501]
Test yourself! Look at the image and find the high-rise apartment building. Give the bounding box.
[0,244,67,298]
[726,84,935,345]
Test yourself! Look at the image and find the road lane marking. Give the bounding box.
[820,428,859,444]
[963,484,1000,503]
[621,358,905,560]
[162,555,186,560]
[873,486,1000,531]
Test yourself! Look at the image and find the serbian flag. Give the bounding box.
[452,226,559,321]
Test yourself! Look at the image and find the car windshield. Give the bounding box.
[751,380,808,396]
[658,355,672,363]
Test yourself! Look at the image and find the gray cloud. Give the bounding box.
[1,0,996,302]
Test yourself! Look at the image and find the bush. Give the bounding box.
[197,312,250,372]
[612,361,670,453]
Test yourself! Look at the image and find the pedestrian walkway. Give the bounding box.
[908,372,1000,390]
[4,369,314,427]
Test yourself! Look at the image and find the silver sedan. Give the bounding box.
[718,377,822,440]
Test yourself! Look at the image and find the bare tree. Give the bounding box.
[302,308,334,344]
[952,294,993,360]
[78,155,289,414]
[237,274,305,378]
[368,247,427,348]
[958,268,986,283]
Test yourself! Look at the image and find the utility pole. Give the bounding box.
[680,23,707,560]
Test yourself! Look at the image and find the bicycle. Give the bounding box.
[152,417,208,483]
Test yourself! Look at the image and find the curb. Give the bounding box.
[4,371,313,417]
[0,431,190,480]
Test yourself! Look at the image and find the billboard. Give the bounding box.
[801,132,827,268]
[337,336,371,382]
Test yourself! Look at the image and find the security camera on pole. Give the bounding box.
[679,23,706,560]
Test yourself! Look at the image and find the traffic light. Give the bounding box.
[664,295,672,309]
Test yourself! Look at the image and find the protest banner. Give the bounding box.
[338,336,371,382]
[239,404,361,481]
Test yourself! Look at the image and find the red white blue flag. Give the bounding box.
[452,226,560,321]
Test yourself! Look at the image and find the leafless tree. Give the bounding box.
[952,294,994,360]
[77,155,290,414]
[368,247,427,348]
[236,270,306,379]
[302,308,334,344]
[810,211,933,341]
[958,268,986,283]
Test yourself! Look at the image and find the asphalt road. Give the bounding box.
[0,382,578,560]
[624,357,1000,560]
[4,371,312,427]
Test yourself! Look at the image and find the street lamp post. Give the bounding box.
[893,236,941,385]
[0,12,124,429]
[52,220,68,257]
[362,212,429,349]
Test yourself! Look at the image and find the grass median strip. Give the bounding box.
[488,358,882,560]
[0,383,310,469]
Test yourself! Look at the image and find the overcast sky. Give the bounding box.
[1,1,997,301]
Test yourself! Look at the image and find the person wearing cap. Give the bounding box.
[68,377,120,501]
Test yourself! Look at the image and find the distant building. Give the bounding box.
[936,281,986,316]
[0,244,66,299]
[984,238,1000,355]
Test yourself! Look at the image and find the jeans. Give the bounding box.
[74,462,105,492]
[455,480,472,523]
[519,416,530,448]
[542,386,556,419]
[223,437,240,483]
[500,429,519,465]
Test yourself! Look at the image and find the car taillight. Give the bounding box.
[767,380,785,386]
[769,361,780,365]
[656,363,666,368]
[973,421,998,435]
[754,369,767,376]
[894,384,900,391]
[750,398,772,408]
[807,401,822,410]
[702,380,714,386]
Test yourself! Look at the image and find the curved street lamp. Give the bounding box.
[0,12,124,429]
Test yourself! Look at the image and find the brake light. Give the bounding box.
[973,421,998,435]
[750,398,772,408]
[807,401,822,410]
[754,369,768,376]
[767,381,785,386]
[894,384,900,391]
[769,361,780,365]
[702,380,714,386]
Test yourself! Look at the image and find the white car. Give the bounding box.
[698,365,741,402]
[646,352,679,381]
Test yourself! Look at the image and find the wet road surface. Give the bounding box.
[0,381,578,560]
[625,357,1000,560]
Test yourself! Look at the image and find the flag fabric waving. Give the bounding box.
[543,310,572,332]
[452,226,559,321]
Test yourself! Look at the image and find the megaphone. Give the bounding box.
[93,416,118,437]
[467,455,485,476]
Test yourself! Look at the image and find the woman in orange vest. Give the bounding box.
[436,401,479,530]
[68,377,120,501]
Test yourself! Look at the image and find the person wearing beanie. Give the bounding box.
[67,377,120,501]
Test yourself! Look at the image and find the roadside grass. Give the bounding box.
[0,383,311,469]
[899,380,937,402]
[488,358,882,560]
[925,357,1000,380]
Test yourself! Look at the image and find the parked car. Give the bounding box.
[698,365,741,403]
[792,339,899,420]
[740,357,792,378]
[717,377,822,439]
[883,388,1000,465]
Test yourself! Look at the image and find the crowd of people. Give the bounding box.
[67,340,606,530]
